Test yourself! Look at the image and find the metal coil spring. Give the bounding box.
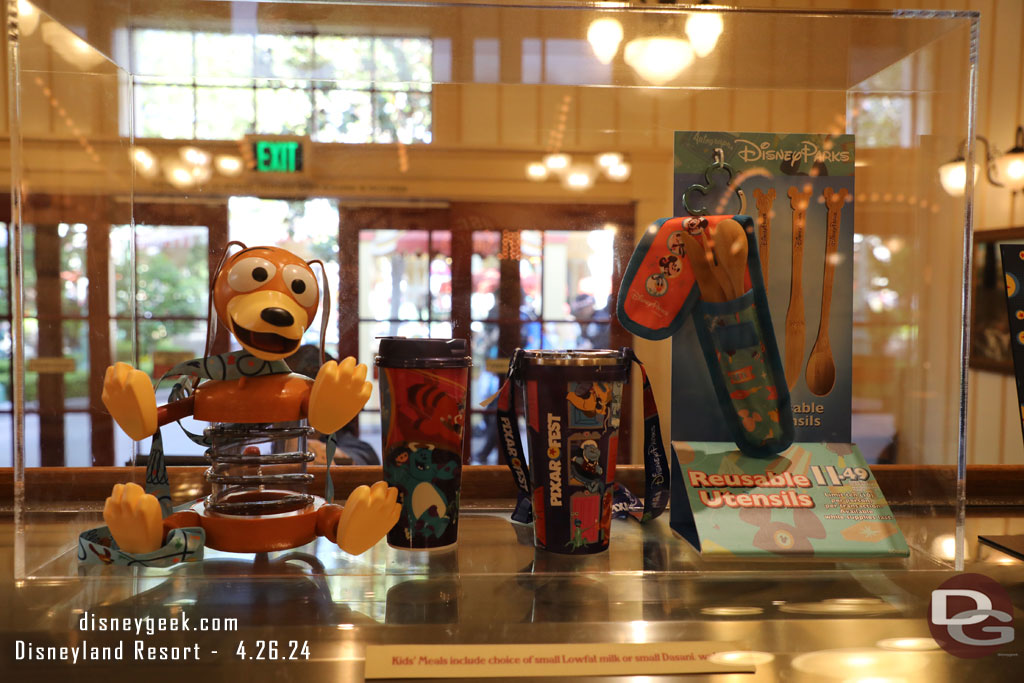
[204,423,315,516]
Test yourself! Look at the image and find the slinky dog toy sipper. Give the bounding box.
[96,242,400,561]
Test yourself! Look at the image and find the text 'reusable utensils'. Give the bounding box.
[805,187,848,397]
[753,188,775,290]
[784,186,812,390]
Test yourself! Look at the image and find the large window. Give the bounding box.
[130,30,433,143]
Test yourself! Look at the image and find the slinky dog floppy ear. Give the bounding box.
[307,259,330,367]
[204,240,248,358]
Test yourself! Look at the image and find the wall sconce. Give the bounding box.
[525,152,631,190]
[938,136,1003,197]
[995,126,1024,192]
[18,0,40,36]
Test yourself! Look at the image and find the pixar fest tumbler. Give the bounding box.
[519,350,629,554]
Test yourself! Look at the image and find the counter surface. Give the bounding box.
[2,506,1022,681]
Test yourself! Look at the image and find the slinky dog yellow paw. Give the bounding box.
[101,362,158,441]
[308,357,372,435]
[103,483,163,554]
[335,482,401,556]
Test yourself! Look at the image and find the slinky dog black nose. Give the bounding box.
[260,307,294,327]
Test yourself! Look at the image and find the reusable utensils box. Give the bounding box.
[670,442,908,558]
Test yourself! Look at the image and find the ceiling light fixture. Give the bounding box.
[685,10,724,59]
[526,152,631,190]
[586,17,624,65]
[623,37,694,86]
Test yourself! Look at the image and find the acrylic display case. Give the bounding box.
[5,1,1010,679]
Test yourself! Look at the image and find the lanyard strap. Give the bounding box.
[492,349,533,523]
[622,347,671,522]
[493,348,671,525]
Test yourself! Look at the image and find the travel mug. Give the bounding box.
[376,337,471,550]
[518,349,629,555]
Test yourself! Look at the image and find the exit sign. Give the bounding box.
[253,139,303,172]
[244,135,310,176]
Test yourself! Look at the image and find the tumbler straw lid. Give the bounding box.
[521,349,627,366]
[375,337,472,368]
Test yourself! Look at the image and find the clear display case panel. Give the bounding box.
[7,2,977,579]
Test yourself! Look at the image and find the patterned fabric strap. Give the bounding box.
[621,348,671,522]
[78,522,205,567]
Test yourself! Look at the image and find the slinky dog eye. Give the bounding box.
[283,264,318,308]
[227,257,277,293]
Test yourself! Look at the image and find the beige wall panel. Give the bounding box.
[971,369,1004,464]
[616,89,656,149]
[652,91,693,152]
[689,90,734,135]
[1001,373,1023,465]
[980,0,1022,229]
[460,83,501,147]
[540,85,577,151]
[731,89,772,133]
[500,85,540,148]
[18,57,54,138]
[805,92,845,135]
[577,87,616,150]
[1015,5,1024,228]
[968,0,994,229]
[769,91,809,133]
[51,73,106,137]
[432,84,462,146]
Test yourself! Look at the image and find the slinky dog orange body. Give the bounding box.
[100,244,400,556]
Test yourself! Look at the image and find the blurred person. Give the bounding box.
[570,293,611,350]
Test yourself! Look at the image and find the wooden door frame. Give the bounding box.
[339,200,637,463]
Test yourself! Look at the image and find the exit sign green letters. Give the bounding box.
[252,140,304,173]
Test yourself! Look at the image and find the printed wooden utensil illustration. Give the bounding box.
[805,187,848,396]
[681,232,727,303]
[753,188,775,289]
[784,186,812,390]
[712,218,748,298]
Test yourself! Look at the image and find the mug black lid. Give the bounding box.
[375,337,472,368]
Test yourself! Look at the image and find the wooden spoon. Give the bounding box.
[805,187,848,397]
[681,232,727,303]
[712,218,748,299]
[753,188,775,289]
[784,186,812,390]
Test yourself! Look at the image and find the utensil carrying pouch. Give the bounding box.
[691,215,792,457]
[618,214,793,458]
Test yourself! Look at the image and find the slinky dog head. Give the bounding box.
[212,246,320,361]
